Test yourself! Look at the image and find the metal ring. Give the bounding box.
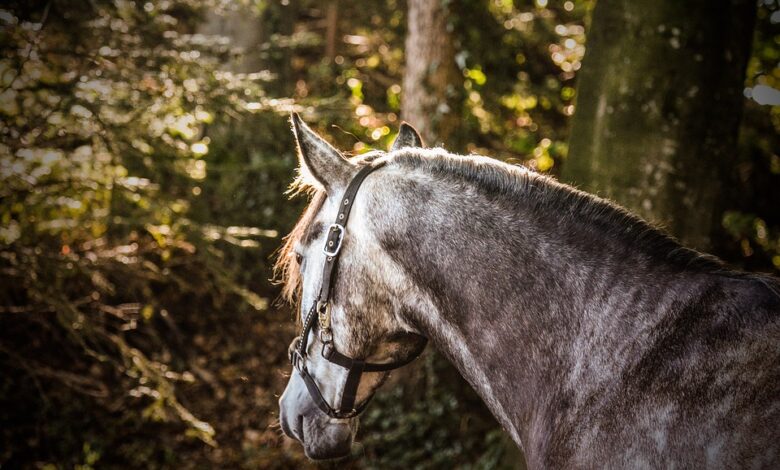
[320,329,333,344]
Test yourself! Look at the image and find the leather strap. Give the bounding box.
[339,359,365,412]
[297,302,318,357]
[324,340,427,372]
[318,162,386,303]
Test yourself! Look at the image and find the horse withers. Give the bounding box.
[276,115,780,467]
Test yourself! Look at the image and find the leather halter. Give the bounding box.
[288,161,427,419]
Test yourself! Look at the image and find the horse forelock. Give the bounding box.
[274,151,386,309]
[274,188,325,309]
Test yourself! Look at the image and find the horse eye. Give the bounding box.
[295,253,303,265]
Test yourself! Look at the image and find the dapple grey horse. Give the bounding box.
[277,115,780,467]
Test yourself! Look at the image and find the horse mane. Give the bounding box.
[274,189,324,306]
[389,148,728,274]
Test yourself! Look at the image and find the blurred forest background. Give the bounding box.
[0,0,777,468]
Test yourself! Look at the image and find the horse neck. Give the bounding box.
[374,168,706,458]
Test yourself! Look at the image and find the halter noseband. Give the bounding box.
[288,161,427,419]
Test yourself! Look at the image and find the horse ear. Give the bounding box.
[291,113,356,192]
[390,122,424,151]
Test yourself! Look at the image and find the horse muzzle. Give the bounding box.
[279,372,358,460]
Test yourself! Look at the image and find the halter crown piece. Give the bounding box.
[288,161,427,419]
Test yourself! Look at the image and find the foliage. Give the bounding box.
[291,0,592,173]
[719,0,780,273]
[0,0,298,467]
[450,0,593,170]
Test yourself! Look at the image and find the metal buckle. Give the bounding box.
[319,327,333,344]
[322,223,345,257]
[317,300,331,330]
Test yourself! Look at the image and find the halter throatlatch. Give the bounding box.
[288,161,427,419]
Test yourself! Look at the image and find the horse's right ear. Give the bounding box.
[390,122,424,151]
[291,113,356,192]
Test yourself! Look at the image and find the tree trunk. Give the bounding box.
[562,0,756,251]
[325,1,338,60]
[402,0,461,147]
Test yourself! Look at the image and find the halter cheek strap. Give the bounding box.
[288,161,427,419]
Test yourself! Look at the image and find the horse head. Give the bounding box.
[277,115,427,459]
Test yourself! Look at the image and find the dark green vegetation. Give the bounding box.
[0,0,777,468]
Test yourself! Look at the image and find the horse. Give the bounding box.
[276,114,780,467]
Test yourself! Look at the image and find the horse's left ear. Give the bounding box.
[291,113,356,192]
[390,122,424,151]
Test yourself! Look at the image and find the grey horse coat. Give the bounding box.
[278,122,780,468]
